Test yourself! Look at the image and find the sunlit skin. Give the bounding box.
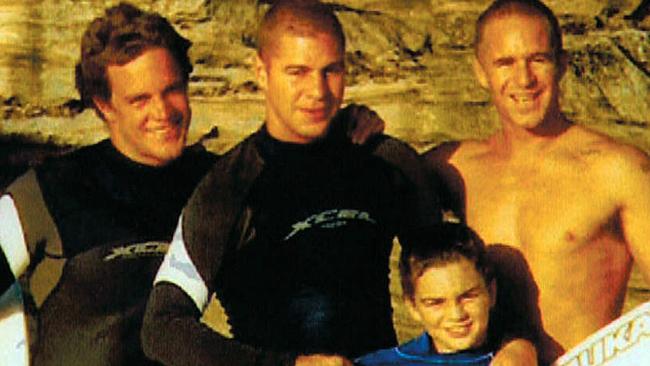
[94,47,191,166]
[425,12,650,364]
[406,258,495,354]
[473,13,565,134]
[255,31,345,144]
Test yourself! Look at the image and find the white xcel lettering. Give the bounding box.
[284,209,377,240]
[103,241,170,261]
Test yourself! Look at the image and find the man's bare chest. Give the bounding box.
[455,160,618,253]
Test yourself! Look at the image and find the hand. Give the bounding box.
[295,354,354,366]
[491,339,538,366]
[342,103,385,144]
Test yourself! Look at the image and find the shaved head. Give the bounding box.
[475,0,563,61]
[257,0,345,62]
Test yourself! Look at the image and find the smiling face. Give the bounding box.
[406,257,495,354]
[94,47,191,166]
[256,31,345,144]
[474,13,565,131]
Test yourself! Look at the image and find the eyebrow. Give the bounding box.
[419,285,483,301]
[460,285,482,295]
[124,79,186,102]
[493,51,553,65]
[283,60,344,72]
[125,92,150,103]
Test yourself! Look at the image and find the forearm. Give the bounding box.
[142,282,296,366]
[492,338,538,366]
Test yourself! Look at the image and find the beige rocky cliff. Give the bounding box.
[0,0,648,342]
[1,1,648,150]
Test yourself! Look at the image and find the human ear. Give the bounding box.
[254,53,269,92]
[92,96,115,124]
[556,50,569,80]
[472,55,489,89]
[404,297,423,323]
[488,279,497,309]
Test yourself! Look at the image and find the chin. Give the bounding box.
[507,114,545,130]
[155,145,184,164]
[302,125,331,141]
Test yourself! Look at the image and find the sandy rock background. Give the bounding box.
[0,0,648,343]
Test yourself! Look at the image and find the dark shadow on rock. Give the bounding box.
[625,0,650,22]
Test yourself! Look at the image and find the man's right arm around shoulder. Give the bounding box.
[142,214,352,366]
[142,214,298,366]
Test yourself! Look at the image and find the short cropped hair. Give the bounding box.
[257,0,345,61]
[475,0,563,60]
[75,2,193,118]
[399,223,493,300]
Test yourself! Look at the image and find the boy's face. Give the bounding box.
[406,257,495,354]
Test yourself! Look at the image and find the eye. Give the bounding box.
[285,66,308,76]
[164,82,188,97]
[421,298,444,307]
[129,95,149,108]
[531,56,549,63]
[460,290,480,302]
[494,57,514,68]
[529,53,553,64]
[325,62,345,75]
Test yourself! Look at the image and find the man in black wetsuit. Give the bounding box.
[141,2,438,366]
[0,3,217,365]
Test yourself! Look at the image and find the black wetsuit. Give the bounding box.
[0,140,216,365]
[142,128,439,366]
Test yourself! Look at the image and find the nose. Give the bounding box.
[150,95,173,121]
[306,72,329,100]
[448,301,469,321]
[514,61,537,88]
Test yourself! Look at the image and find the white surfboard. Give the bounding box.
[0,282,28,366]
[553,301,649,366]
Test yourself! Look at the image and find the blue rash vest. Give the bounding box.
[355,332,494,366]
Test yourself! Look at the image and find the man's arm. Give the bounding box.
[616,148,650,283]
[491,339,538,366]
[145,283,350,366]
[421,142,467,222]
[141,216,296,366]
[0,195,30,294]
[143,282,298,366]
[336,103,385,145]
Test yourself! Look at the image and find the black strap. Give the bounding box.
[0,250,16,294]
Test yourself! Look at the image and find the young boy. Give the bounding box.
[356,223,497,365]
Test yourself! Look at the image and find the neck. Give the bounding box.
[491,112,572,157]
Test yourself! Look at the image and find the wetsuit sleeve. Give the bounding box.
[421,142,466,222]
[0,195,30,293]
[142,216,297,366]
[372,136,442,228]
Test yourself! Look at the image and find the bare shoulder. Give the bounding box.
[422,139,492,167]
[561,126,650,191]
[572,126,647,165]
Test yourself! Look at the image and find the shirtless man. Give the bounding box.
[423,0,650,364]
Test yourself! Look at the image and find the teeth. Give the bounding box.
[147,125,174,133]
[512,93,537,102]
